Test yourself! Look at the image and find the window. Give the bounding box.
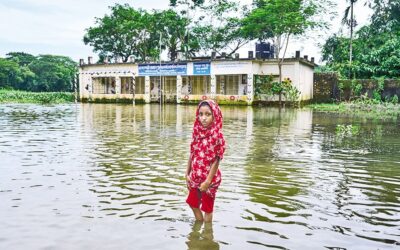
[225,75,239,95]
[164,76,177,95]
[121,77,132,94]
[92,77,115,94]
[135,77,145,94]
[191,76,210,95]
[216,75,239,95]
[216,75,225,94]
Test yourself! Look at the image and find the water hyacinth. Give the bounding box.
[0,89,75,104]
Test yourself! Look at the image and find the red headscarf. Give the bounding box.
[189,100,226,197]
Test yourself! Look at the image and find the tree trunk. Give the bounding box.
[349,2,354,79]
[278,61,282,106]
[169,44,177,61]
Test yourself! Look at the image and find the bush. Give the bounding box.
[391,95,399,104]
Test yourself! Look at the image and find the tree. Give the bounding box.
[28,55,77,92]
[170,0,205,7]
[321,1,400,78]
[169,0,249,57]
[369,0,399,33]
[242,0,329,104]
[153,10,197,61]
[84,4,160,62]
[0,58,23,89]
[192,0,249,56]
[6,52,36,67]
[341,0,359,78]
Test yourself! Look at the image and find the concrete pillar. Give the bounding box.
[246,74,254,105]
[78,71,84,100]
[145,104,151,132]
[89,75,93,94]
[115,76,121,94]
[144,76,151,103]
[176,75,182,104]
[115,105,122,132]
[220,76,225,95]
[246,106,254,137]
[176,105,182,133]
[210,75,216,99]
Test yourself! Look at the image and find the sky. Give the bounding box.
[0,0,372,64]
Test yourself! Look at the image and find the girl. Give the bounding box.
[186,100,226,222]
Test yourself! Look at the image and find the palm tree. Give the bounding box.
[341,0,359,78]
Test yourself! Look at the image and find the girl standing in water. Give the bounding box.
[186,100,226,222]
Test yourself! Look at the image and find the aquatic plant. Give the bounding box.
[0,89,75,104]
[336,124,360,136]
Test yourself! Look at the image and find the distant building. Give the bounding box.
[78,53,315,105]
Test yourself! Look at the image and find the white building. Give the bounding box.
[78,56,315,105]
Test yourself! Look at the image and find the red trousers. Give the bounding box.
[186,188,215,213]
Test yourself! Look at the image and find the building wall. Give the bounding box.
[299,62,314,100]
[79,63,138,102]
[252,60,310,102]
[78,59,314,104]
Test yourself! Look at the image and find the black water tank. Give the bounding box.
[256,42,272,59]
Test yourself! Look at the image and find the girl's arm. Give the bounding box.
[199,157,220,192]
[185,155,192,189]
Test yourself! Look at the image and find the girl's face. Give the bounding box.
[198,105,213,128]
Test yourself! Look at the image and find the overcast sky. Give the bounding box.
[0,0,372,64]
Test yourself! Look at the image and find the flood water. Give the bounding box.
[0,103,399,250]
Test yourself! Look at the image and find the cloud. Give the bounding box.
[0,0,173,61]
[0,0,372,63]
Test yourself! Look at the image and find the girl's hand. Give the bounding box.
[199,181,211,192]
[186,174,191,190]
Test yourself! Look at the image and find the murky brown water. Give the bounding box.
[0,103,399,250]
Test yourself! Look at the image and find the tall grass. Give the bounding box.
[307,102,400,119]
[0,89,75,104]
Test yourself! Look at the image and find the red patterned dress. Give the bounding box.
[188,100,226,199]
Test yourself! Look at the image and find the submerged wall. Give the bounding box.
[314,73,400,102]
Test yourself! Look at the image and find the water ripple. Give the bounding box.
[0,104,399,249]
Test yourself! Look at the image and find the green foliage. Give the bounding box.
[242,0,324,40]
[254,75,274,96]
[350,79,362,99]
[336,124,360,137]
[84,4,158,62]
[6,52,36,67]
[242,0,330,88]
[391,95,398,104]
[0,53,77,92]
[170,0,205,7]
[308,102,400,120]
[0,89,74,104]
[338,81,345,101]
[255,76,300,104]
[153,10,196,60]
[0,58,23,89]
[168,0,248,56]
[84,4,200,62]
[86,1,335,61]
[283,80,301,103]
[372,77,385,102]
[321,1,400,78]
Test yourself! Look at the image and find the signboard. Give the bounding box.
[212,61,252,75]
[193,62,211,75]
[138,63,187,76]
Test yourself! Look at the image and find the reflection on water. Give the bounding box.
[186,222,219,250]
[0,103,399,249]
